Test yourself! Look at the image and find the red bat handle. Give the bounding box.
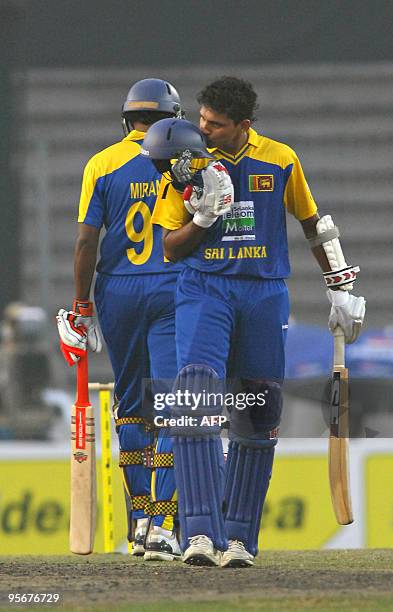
[183,184,193,201]
[76,353,90,407]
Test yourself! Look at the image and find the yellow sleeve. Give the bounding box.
[284,155,318,221]
[77,157,100,223]
[151,177,191,230]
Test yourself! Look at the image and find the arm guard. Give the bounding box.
[311,215,359,291]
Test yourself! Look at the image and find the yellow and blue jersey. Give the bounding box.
[152,128,317,278]
[78,130,181,275]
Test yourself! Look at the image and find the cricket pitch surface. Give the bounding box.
[1,549,392,611]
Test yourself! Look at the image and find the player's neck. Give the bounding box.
[221,131,248,156]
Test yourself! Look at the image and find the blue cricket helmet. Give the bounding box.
[122,78,183,123]
[141,118,213,160]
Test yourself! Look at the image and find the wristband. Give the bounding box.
[73,299,94,316]
[323,265,360,290]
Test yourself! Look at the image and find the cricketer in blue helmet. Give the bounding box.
[57,78,188,561]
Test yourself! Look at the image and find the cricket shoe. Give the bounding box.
[221,540,254,568]
[182,535,221,567]
[131,518,149,557]
[144,526,181,561]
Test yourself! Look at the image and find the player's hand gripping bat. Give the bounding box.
[328,326,354,525]
[70,352,97,553]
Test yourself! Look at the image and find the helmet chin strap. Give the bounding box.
[122,117,131,137]
[174,105,185,120]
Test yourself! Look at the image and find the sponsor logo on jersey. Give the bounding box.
[248,174,274,192]
[222,201,255,241]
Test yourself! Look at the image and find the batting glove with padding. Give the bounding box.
[327,289,366,344]
[183,162,234,228]
[56,300,102,366]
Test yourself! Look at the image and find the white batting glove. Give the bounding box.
[56,309,88,366]
[183,184,218,228]
[327,289,366,344]
[184,162,234,228]
[56,300,102,366]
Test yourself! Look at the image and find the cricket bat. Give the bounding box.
[70,352,97,554]
[328,326,354,525]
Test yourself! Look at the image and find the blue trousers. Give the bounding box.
[175,268,289,381]
[95,272,178,527]
[173,267,289,551]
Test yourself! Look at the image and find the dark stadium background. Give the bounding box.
[1,0,392,432]
[2,0,392,314]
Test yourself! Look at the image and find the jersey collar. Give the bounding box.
[209,127,259,163]
[123,129,146,142]
[247,128,259,147]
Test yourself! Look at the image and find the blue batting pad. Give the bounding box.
[118,423,153,520]
[171,363,227,550]
[228,379,282,448]
[174,435,227,551]
[152,428,177,528]
[170,364,224,435]
[224,440,274,557]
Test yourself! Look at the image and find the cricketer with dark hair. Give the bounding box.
[150,76,366,567]
[57,79,186,561]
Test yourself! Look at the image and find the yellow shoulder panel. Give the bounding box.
[284,155,318,220]
[78,140,141,222]
[248,134,298,169]
[248,134,317,221]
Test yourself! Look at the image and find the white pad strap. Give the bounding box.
[308,226,340,248]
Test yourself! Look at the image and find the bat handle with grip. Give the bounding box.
[333,326,345,368]
[183,184,193,201]
[76,353,90,407]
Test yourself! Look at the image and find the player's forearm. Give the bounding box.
[301,213,359,293]
[74,241,97,300]
[74,224,100,300]
[163,223,208,262]
[300,214,332,273]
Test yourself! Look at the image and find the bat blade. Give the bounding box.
[70,354,97,554]
[328,330,354,525]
